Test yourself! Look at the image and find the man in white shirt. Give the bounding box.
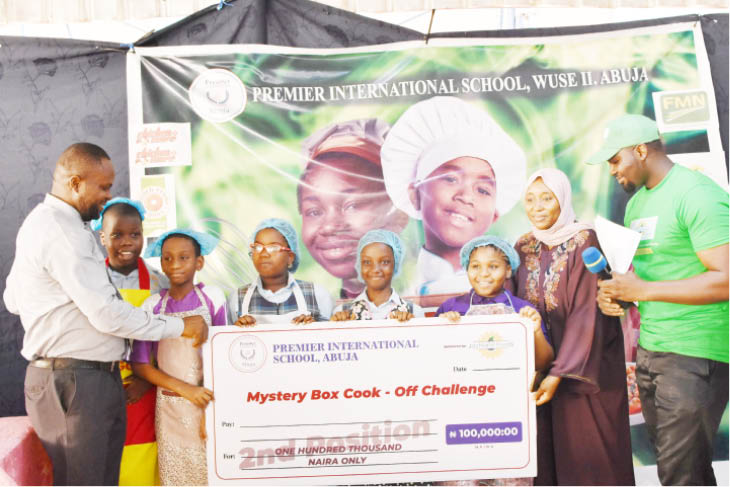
[3,143,208,486]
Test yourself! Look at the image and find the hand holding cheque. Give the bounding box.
[202,315,537,485]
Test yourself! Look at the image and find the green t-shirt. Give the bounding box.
[625,164,729,363]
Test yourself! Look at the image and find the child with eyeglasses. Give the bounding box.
[227,218,334,326]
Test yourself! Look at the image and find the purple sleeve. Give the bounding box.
[509,293,531,313]
[435,297,454,316]
[152,291,166,314]
[130,340,155,364]
[212,303,227,327]
[199,285,227,327]
[509,293,551,346]
[436,296,468,316]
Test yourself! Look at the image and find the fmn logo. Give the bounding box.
[654,90,709,130]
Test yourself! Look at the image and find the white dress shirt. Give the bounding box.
[412,247,471,296]
[3,194,184,361]
[333,288,425,319]
[227,273,334,324]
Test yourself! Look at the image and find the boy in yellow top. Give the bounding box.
[93,197,166,485]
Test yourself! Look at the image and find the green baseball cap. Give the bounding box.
[585,114,660,165]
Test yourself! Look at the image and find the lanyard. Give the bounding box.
[105,257,150,290]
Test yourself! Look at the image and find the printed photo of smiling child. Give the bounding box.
[297,118,409,299]
[381,96,527,297]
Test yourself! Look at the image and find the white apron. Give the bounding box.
[239,280,310,324]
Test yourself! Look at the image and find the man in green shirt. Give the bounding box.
[587,114,728,486]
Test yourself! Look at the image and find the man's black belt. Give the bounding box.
[31,357,119,372]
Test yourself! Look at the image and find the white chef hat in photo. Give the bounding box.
[380,96,527,220]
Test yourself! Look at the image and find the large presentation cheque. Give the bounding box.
[203,316,536,485]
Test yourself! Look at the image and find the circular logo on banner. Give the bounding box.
[229,335,267,373]
[141,186,168,218]
[189,69,247,123]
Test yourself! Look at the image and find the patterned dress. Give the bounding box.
[513,229,634,486]
[336,289,422,319]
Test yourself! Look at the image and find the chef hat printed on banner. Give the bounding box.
[380,96,527,220]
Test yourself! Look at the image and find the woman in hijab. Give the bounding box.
[513,168,634,486]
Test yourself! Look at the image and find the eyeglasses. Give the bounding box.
[249,243,291,255]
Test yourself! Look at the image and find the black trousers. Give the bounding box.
[636,346,729,486]
[24,364,126,486]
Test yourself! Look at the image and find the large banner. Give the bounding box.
[127,19,728,478]
[127,20,725,305]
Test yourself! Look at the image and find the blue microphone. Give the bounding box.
[582,246,612,280]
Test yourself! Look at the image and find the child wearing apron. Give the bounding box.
[331,229,423,322]
[130,229,227,486]
[435,235,553,486]
[228,218,333,326]
[93,197,164,486]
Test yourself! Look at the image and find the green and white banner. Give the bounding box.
[127,21,723,302]
[127,18,727,476]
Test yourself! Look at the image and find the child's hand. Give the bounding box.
[330,310,355,322]
[533,375,561,406]
[519,306,542,332]
[292,313,315,325]
[124,375,152,405]
[439,311,461,323]
[180,384,214,408]
[199,414,207,441]
[234,315,257,327]
[389,309,414,322]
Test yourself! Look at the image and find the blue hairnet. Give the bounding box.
[460,235,520,271]
[90,197,145,231]
[144,228,219,258]
[355,229,405,283]
[251,218,300,272]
